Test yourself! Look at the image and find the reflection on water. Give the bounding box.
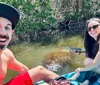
[46,63,61,72]
[3,43,85,83]
[46,63,74,75]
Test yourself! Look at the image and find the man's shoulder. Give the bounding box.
[3,48,12,53]
[3,48,14,58]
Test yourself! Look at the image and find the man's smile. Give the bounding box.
[0,36,9,44]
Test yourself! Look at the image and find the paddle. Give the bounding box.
[64,47,85,54]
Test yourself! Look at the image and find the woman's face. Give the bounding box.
[88,21,100,40]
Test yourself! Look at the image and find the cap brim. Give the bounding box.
[0,3,20,29]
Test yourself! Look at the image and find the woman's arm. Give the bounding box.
[84,57,93,66]
[77,44,100,72]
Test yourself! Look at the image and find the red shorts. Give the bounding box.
[4,72,32,85]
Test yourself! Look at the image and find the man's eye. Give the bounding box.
[5,27,10,30]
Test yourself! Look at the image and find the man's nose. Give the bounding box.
[0,28,6,35]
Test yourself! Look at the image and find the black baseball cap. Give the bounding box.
[0,3,20,29]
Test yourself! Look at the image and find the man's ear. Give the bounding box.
[12,30,14,33]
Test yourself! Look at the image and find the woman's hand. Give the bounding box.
[75,67,83,72]
[68,67,84,81]
[68,70,80,81]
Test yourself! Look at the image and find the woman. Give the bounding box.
[84,18,100,67]
[36,18,100,85]
[68,18,100,85]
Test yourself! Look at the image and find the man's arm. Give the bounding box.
[5,48,29,73]
[8,57,29,73]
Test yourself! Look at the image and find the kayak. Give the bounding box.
[35,71,100,85]
[61,71,100,85]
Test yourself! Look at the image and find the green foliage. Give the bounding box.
[65,12,81,20]
[16,0,56,35]
[80,0,94,19]
[64,0,100,20]
[1,0,100,43]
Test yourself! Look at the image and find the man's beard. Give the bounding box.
[0,35,9,50]
[0,45,6,50]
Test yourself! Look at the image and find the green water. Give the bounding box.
[3,43,58,83]
[3,42,85,83]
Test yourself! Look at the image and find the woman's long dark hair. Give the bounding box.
[84,31,96,59]
[84,31,100,59]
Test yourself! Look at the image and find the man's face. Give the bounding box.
[0,17,13,50]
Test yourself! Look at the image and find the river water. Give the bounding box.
[3,43,85,83]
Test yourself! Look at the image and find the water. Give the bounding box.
[46,63,62,72]
[3,43,58,83]
[3,43,85,83]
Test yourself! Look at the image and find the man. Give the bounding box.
[0,3,58,85]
